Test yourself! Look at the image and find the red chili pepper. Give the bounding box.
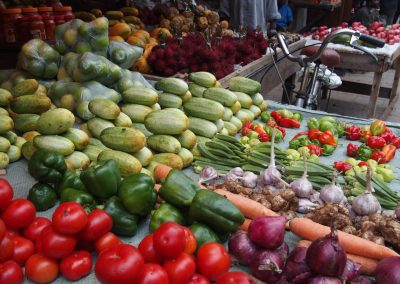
[259,132,270,142]
[345,125,361,140]
[360,129,372,142]
[292,131,309,140]
[241,127,251,136]
[243,122,254,130]
[366,136,386,149]
[380,128,396,143]
[382,144,396,163]
[370,151,387,164]
[392,137,400,148]
[253,125,266,135]
[318,130,337,146]
[308,129,322,140]
[266,120,277,127]
[275,126,286,137]
[278,118,301,128]
[271,111,282,122]
[347,143,359,157]
[333,161,353,172]
[358,161,369,167]
[307,144,323,156]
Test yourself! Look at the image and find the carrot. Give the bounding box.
[290,218,399,260]
[214,189,278,220]
[154,164,172,182]
[296,240,378,275]
[239,218,252,231]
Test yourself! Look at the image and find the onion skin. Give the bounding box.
[351,276,375,284]
[375,256,400,284]
[292,272,314,284]
[275,242,289,261]
[285,247,311,280]
[228,230,259,265]
[306,230,347,277]
[248,216,286,249]
[341,259,361,282]
[250,250,284,284]
[308,276,342,284]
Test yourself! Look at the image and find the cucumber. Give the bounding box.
[152,103,161,111]
[230,100,241,114]
[258,100,268,111]
[98,149,142,176]
[76,101,95,120]
[251,92,264,105]
[188,82,206,97]
[189,117,218,139]
[0,152,9,169]
[234,92,253,109]
[235,110,253,124]
[122,87,158,106]
[113,112,132,127]
[229,77,261,95]
[188,72,216,88]
[203,88,237,107]
[13,114,39,133]
[174,129,197,150]
[0,137,11,152]
[223,107,233,121]
[121,104,153,123]
[65,151,90,170]
[33,135,75,156]
[147,135,181,154]
[0,89,12,107]
[158,93,182,109]
[144,108,189,135]
[214,119,224,132]
[82,144,104,162]
[0,115,14,134]
[36,108,75,135]
[219,128,229,135]
[240,109,255,121]
[100,127,146,153]
[87,118,114,139]
[10,95,51,114]
[249,105,261,118]
[155,78,188,96]
[21,140,37,160]
[153,153,183,170]
[0,107,9,116]
[62,128,89,150]
[133,147,153,167]
[88,137,109,149]
[183,98,224,121]
[178,148,193,168]
[22,131,40,142]
[7,145,21,162]
[89,98,121,120]
[14,137,27,149]
[132,123,153,137]
[229,116,243,130]
[181,91,192,103]
[223,121,238,136]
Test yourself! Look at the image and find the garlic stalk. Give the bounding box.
[320,172,344,204]
[290,150,313,198]
[352,167,381,216]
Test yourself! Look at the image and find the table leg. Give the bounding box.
[380,62,400,120]
[367,71,383,118]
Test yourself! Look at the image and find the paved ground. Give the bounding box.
[266,69,400,122]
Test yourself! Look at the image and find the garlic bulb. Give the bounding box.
[352,168,381,216]
[320,172,344,204]
[241,171,258,188]
[290,151,313,198]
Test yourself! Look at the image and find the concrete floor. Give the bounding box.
[265,69,400,123]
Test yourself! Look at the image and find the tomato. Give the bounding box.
[188,274,211,284]
[95,244,145,284]
[183,227,197,255]
[2,199,36,230]
[153,222,185,259]
[0,260,23,284]
[138,234,164,263]
[40,225,77,259]
[0,178,13,211]
[138,263,169,284]
[0,235,14,263]
[23,217,51,242]
[25,254,59,284]
[11,236,35,265]
[197,243,231,281]
[78,209,112,241]
[163,253,196,284]
[52,202,88,234]
[0,219,6,243]
[216,272,256,284]
[60,250,92,281]
[76,239,95,252]
[95,232,122,254]
[5,229,19,238]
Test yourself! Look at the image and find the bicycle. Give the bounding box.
[272,29,385,110]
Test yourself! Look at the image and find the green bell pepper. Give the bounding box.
[159,169,200,209]
[56,170,86,196]
[307,118,319,130]
[265,127,283,142]
[322,144,336,156]
[118,173,157,217]
[104,196,138,237]
[319,120,334,132]
[28,149,67,184]
[190,223,221,251]
[27,183,57,211]
[320,116,336,124]
[189,189,245,234]
[289,135,311,150]
[81,160,121,199]
[356,144,372,161]
[260,111,271,122]
[375,166,395,182]
[345,158,358,166]
[286,149,301,160]
[292,112,303,122]
[335,121,347,137]
[60,188,95,208]
[149,203,185,232]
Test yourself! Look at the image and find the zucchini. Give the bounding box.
[188,72,216,88]
[121,104,153,123]
[183,98,224,121]
[88,98,121,120]
[203,88,238,107]
[155,78,188,96]
[175,129,197,150]
[147,135,181,154]
[144,108,189,135]
[189,117,218,139]
[158,93,182,109]
[234,92,253,109]
[100,127,146,153]
[98,149,142,176]
[229,77,261,95]
[122,87,158,106]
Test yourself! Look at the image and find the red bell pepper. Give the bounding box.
[366,136,386,149]
[275,126,286,137]
[318,130,337,146]
[253,125,266,135]
[392,137,400,148]
[382,144,396,163]
[278,118,301,128]
[360,129,372,142]
[380,128,396,143]
[308,129,322,140]
[358,161,369,167]
[307,144,323,156]
[333,161,353,172]
[370,119,386,136]
[241,127,251,136]
[347,143,359,157]
[243,122,254,130]
[370,151,387,164]
[345,125,361,141]
[292,131,309,140]
[259,133,270,142]
[266,120,277,127]
[271,111,282,122]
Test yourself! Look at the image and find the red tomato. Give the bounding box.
[78,209,112,241]
[95,244,145,284]
[138,263,169,284]
[60,250,92,281]
[52,202,88,234]
[197,243,231,281]
[0,260,23,284]
[5,229,19,238]
[164,253,196,284]
[0,179,13,211]
[25,254,59,284]
[188,274,211,284]
[40,225,77,259]
[0,235,14,263]
[0,219,6,243]
[95,232,122,254]
[216,272,256,284]
[153,222,185,259]
[2,199,36,230]
[23,217,51,242]
[139,234,164,263]
[11,236,35,265]
[183,227,197,255]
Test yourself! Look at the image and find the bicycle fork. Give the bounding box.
[295,63,321,109]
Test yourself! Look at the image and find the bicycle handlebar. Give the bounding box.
[276,29,386,66]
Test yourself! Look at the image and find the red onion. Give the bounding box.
[250,250,284,284]
[340,259,361,281]
[285,247,311,280]
[308,276,342,284]
[375,256,400,284]
[228,230,259,265]
[351,277,375,284]
[248,216,286,249]
[275,242,289,261]
[292,272,314,284]
[306,227,347,277]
